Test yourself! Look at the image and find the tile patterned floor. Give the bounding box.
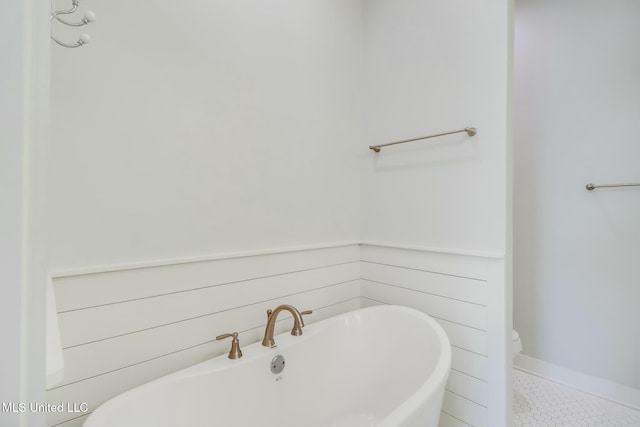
[514,369,640,427]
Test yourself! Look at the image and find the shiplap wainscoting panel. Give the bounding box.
[49,243,508,427]
[360,244,500,427]
[47,245,361,427]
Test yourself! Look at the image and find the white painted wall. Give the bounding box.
[514,0,640,390]
[0,3,25,425]
[361,1,513,425]
[49,0,362,272]
[1,0,50,426]
[47,1,515,426]
[48,2,362,425]
[361,0,512,255]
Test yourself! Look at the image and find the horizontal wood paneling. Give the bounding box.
[49,243,501,427]
[59,282,359,386]
[360,297,488,357]
[53,414,88,427]
[361,280,486,330]
[53,245,360,311]
[451,347,488,382]
[359,244,491,427]
[437,318,488,356]
[439,412,473,427]
[442,391,488,427]
[360,244,490,280]
[361,261,487,305]
[59,262,359,348]
[359,296,383,309]
[48,300,360,426]
[446,370,488,407]
[48,245,361,426]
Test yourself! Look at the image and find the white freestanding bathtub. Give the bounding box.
[84,305,451,427]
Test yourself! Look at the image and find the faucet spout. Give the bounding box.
[261,304,310,348]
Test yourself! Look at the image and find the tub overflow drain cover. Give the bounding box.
[270,355,285,375]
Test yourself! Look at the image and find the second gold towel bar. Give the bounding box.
[369,127,477,153]
[586,182,640,191]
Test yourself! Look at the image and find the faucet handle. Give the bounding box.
[291,309,313,335]
[216,332,243,359]
[299,310,312,327]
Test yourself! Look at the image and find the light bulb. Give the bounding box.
[79,33,91,45]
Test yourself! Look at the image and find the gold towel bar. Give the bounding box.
[586,183,640,191]
[369,127,477,153]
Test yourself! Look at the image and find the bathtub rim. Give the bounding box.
[83,304,452,427]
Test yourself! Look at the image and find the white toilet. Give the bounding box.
[512,330,522,358]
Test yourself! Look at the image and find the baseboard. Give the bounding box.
[514,354,640,410]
